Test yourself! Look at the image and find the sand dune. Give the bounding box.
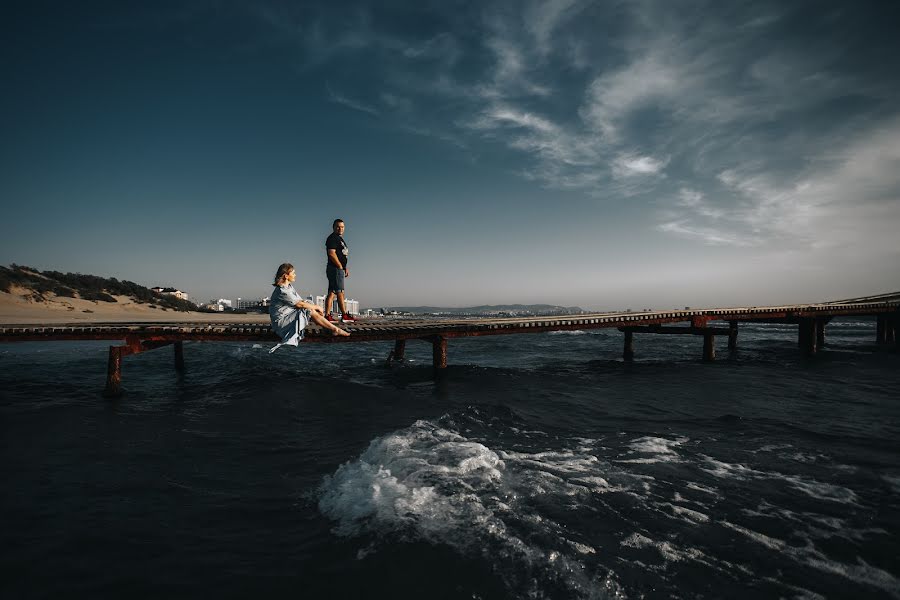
[0,288,269,325]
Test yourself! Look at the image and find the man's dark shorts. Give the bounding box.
[326,265,345,293]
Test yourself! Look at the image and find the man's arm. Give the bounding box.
[328,249,349,276]
[327,249,343,269]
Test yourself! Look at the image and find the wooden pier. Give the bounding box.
[1,295,898,397]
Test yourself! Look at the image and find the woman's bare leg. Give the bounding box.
[309,311,350,336]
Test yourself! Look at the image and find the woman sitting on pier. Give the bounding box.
[269,263,349,353]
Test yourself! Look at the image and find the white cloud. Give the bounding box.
[327,85,380,116]
[581,53,684,141]
[656,221,757,247]
[613,154,668,177]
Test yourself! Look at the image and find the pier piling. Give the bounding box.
[623,331,634,361]
[432,336,447,370]
[702,333,715,362]
[393,339,406,361]
[799,319,817,356]
[728,321,738,351]
[175,341,185,372]
[877,315,887,344]
[816,319,826,348]
[103,346,124,397]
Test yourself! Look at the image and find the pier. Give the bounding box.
[1,294,898,397]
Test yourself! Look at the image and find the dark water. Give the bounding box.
[2,319,899,599]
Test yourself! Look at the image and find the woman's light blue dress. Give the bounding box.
[269,283,311,353]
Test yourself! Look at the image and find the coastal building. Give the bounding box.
[235,297,270,310]
[151,286,189,301]
[203,298,233,312]
[310,295,362,315]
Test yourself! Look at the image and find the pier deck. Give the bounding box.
[2,296,898,396]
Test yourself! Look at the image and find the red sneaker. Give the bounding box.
[341,314,356,322]
[325,313,338,322]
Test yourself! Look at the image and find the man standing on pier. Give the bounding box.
[325,218,354,322]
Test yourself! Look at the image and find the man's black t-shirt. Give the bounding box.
[326,232,349,269]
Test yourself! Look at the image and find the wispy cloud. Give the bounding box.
[656,221,757,247]
[326,84,379,116]
[613,154,668,178]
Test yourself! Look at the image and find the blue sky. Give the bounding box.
[2,1,899,310]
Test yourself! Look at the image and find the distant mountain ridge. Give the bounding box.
[384,303,584,315]
[0,264,196,311]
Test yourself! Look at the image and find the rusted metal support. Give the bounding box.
[702,333,715,362]
[798,319,816,356]
[103,335,176,397]
[393,339,406,361]
[728,321,738,351]
[103,345,124,397]
[175,341,185,372]
[815,319,826,348]
[876,315,886,344]
[623,330,634,361]
[431,336,447,370]
[386,339,406,364]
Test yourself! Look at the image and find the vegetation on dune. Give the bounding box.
[0,264,197,311]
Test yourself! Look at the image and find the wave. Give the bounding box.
[316,408,893,598]
[317,413,629,598]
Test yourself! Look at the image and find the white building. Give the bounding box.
[235,297,269,310]
[152,286,189,301]
[307,295,361,315]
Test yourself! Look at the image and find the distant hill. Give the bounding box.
[384,303,584,316]
[0,264,197,311]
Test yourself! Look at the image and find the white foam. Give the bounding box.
[720,521,785,551]
[699,456,767,480]
[620,532,706,563]
[666,503,710,523]
[318,419,626,599]
[781,476,858,505]
[618,436,688,464]
[685,481,721,497]
[723,521,900,595]
[755,443,793,453]
[883,474,900,494]
[548,330,587,335]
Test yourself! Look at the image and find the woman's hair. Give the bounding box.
[273,263,294,286]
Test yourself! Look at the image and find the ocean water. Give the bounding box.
[1,319,898,599]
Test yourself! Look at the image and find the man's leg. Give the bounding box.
[336,291,348,316]
[325,291,335,316]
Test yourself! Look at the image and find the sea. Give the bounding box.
[1,318,898,599]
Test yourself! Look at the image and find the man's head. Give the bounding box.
[332,219,345,235]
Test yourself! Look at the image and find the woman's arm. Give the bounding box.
[294,300,324,314]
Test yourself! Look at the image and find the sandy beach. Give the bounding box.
[0,288,270,325]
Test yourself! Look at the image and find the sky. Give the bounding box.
[2,0,899,310]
